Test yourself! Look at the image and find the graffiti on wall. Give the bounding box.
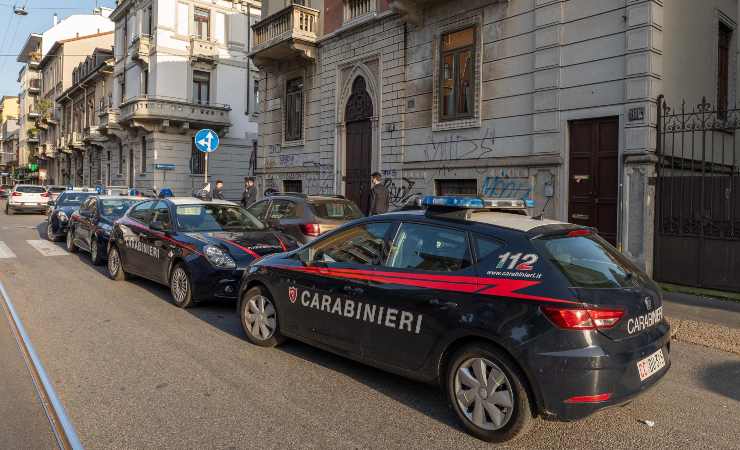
[481,175,531,200]
[384,177,422,207]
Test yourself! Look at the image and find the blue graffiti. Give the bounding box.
[481,176,531,200]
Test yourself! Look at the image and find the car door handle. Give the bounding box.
[429,298,458,308]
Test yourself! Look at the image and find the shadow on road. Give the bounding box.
[701,361,740,402]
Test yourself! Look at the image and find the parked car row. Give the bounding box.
[38,191,670,443]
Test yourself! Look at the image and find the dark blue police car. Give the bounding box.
[237,196,670,442]
[66,196,146,265]
[107,198,299,308]
[47,190,97,242]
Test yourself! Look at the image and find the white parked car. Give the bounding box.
[5,184,49,215]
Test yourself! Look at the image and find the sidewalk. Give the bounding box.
[663,291,740,355]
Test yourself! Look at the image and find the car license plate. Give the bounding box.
[637,348,666,381]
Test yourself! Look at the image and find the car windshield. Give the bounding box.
[534,234,650,289]
[16,186,45,193]
[310,200,363,220]
[100,199,141,219]
[175,204,265,232]
[58,192,94,206]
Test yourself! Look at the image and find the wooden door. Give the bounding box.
[568,117,619,245]
[344,76,374,214]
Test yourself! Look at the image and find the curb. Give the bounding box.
[660,283,740,303]
[667,316,740,355]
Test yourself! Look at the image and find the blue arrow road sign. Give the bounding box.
[194,129,219,153]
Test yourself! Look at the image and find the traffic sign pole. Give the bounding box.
[204,153,208,184]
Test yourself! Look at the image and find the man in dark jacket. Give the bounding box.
[213,180,225,200]
[240,177,257,208]
[368,172,390,215]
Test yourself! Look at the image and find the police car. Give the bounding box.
[237,196,670,442]
[107,198,299,307]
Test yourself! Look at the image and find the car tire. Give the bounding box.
[445,343,532,443]
[107,245,129,281]
[66,228,78,253]
[47,221,58,242]
[170,264,195,308]
[240,286,285,347]
[90,237,103,266]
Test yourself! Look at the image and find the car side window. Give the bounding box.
[269,200,297,219]
[247,200,269,221]
[303,222,392,266]
[151,201,172,230]
[386,222,471,272]
[473,235,504,262]
[129,200,155,224]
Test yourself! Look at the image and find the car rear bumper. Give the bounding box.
[8,202,48,212]
[531,325,671,421]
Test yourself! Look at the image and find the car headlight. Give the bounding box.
[203,245,236,269]
[57,211,68,222]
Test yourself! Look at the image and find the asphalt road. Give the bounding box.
[1,205,739,449]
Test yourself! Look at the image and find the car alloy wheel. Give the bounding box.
[170,265,193,308]
[66,228,77,253]
[243,295,277,341]
[454,357,514,431]
[47,222,55,241]
[107,246,127,281]
[90,239,101,265]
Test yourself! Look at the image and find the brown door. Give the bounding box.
[345,120,372,213]
[344,76,374,214]
[568,117,619,245]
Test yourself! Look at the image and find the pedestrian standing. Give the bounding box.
[240,177,257,207]
[368,172,390,215]
[213,180,225,200]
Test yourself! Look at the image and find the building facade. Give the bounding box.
[251,0,740,273]
[0,96,20,184]
[107,0,262,198]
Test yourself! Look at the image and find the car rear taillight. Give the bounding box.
[542,307,624,330]
[564,393,612,404]
[300,223,321,237]
[567,229,591,237]
[11,192,22,197]
[41,192,50,197]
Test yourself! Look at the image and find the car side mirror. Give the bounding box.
[150,220,165,232]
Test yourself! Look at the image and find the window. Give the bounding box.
[718,22,732,116]
[310,200,363,220]
[439,26,476,121]
[194,7,210,40]
[285,78,304,142]
[268,200,298,219]
[151,201,172,230]
[142,70,149,95]
[386,223,471,272]
[304,222,391,265]
[120,76,126,103]
[118,142,124,175]
[106,150,111,185]
[193,70,210,105]
[129,200,155,224]
[473,235,503,262]
[140,136,147,173]
[190,143,206,174]
[247,200,270,221]
[283,180,302,193]
[435,179,477,195]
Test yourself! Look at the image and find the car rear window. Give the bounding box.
[16,186,45,193]
[48,187,67,193]
[310,200,363,220]
[534,234,648,289]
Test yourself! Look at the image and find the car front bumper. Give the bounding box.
[529,324,671,421]
[188,258,246,301]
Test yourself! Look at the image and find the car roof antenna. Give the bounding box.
[532,197,552,221]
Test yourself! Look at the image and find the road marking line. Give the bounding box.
[26,240,68,257]
[0,241,16,259]
[0,282,84,450]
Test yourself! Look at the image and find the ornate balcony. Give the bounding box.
[27,78,41,95]
[190,37,218,64]
[250,4,319,66]
[83,125,106,143]
[130,34,151,66]
[119,96,231,131]
[97,107,121,132]
[70,132,84,149]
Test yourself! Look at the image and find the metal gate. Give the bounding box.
[655,96,740,292]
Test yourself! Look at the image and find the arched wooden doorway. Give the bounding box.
[344,76,374,213]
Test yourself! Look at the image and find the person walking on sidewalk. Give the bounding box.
[241,177,257,208]
[368,172,389,216]
[213,180,225,200]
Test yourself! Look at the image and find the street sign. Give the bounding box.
[155,163,176,171]
[194,129,219,153]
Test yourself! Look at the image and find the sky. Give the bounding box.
[0,0,116,97]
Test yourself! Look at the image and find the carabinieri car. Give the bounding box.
[107,197,299,308]
[66,196,146,265]
[237,196,670,443]
[46,190,97,242]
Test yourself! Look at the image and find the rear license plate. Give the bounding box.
[637,348,666,381]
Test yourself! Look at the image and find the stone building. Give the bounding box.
[0,96,20,184]
[107,0,262,198]
[251,0,740,273]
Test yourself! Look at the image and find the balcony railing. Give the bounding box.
[131,34,151,65]
[28,78,41,95]
[27,109,40,119]
[70,131,84,148]
[251,5,320,64]
[190,37,218,63]
[344,0,376,23]
[119,96,231,129]
[97,107,120,131]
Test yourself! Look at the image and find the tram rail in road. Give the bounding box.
[0,281,83,450]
